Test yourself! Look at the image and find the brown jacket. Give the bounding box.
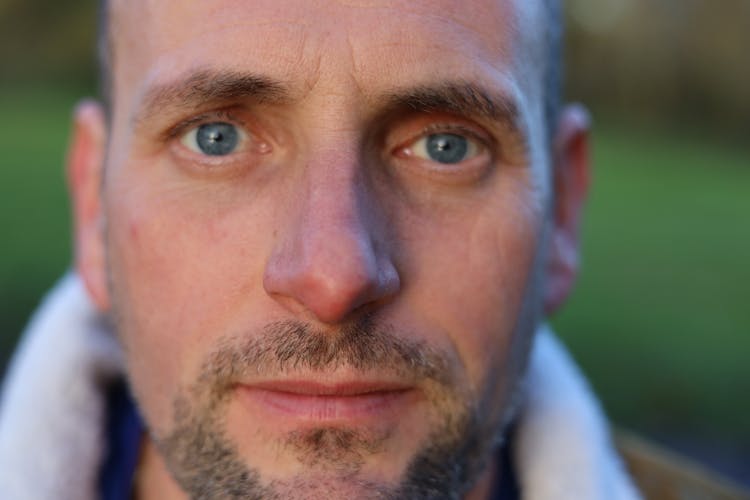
[617,431,750,500]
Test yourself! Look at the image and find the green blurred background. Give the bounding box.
[1,0,748,485]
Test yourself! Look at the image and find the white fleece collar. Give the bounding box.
[0,274,640,500]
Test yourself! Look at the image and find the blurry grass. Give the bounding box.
[0,86,76,363]
[1,87,748,449]
[554,122,750,447]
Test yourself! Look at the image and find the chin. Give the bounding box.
[159,398,498,500]
[147,322,512,499]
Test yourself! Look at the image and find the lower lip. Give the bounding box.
[236,386,416,422]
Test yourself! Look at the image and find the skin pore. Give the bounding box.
[68,0,589,498]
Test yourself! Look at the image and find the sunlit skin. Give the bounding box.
[68,0,589,498]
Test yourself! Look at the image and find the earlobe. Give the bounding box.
[67,100,110,311]
[543,104,591,315]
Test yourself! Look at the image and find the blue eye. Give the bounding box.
[182,122,243,156]
[412,133,479,164]
[426,134,467,164]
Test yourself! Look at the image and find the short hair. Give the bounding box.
[97,0,563,137]
[541,0,564,141]
[96,0,113,115]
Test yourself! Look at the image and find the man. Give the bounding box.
[0,0,642,498]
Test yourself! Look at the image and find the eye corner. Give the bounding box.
[392,144,415,160]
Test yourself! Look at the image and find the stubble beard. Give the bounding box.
[131,318,524,500]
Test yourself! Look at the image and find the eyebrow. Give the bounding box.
[133,70,522,137]
[133,69,290,126]
[383,82,522,131]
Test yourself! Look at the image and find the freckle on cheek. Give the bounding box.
[128,222,139,242]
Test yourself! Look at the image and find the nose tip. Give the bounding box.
[264,241,400,324]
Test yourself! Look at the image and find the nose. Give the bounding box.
[263,157,400,324]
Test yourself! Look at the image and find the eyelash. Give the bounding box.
[397,122,493,160]
[164,110,495,183]
[163,109,281,179]
[418,123,483,140]
[165,110,246,141]
[381,119,498,185]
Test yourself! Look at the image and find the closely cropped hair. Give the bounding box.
[542,0,564,140]
[97,0,113,116]
[97,0,564,136]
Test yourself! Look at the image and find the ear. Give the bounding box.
[543,104,591,315]
[68,100,110,311]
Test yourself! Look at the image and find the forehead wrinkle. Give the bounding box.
[340,1,523,105]
[113,0,540,139]
[347,0,517,55]
[108,1,313,107]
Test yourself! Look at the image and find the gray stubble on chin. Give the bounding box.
[149,319,512,499]
[158,395,493,500]
[159,392,268,500]
[284,426,391,474]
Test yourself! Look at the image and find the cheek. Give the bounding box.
[401,180,545,393]
[104,181,272,429]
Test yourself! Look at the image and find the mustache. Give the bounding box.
[197,315,451,389]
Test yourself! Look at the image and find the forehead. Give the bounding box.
[108,0,546,120]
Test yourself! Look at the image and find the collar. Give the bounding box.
[0,273,640,499]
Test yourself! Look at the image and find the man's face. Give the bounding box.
[73,0,580,498]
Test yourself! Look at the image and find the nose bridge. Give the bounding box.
[263,145,399,324]
[300,148,372,263]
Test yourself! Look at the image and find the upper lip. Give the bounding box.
[240,379,413,397]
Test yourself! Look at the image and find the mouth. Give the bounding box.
[235,379,418,423]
